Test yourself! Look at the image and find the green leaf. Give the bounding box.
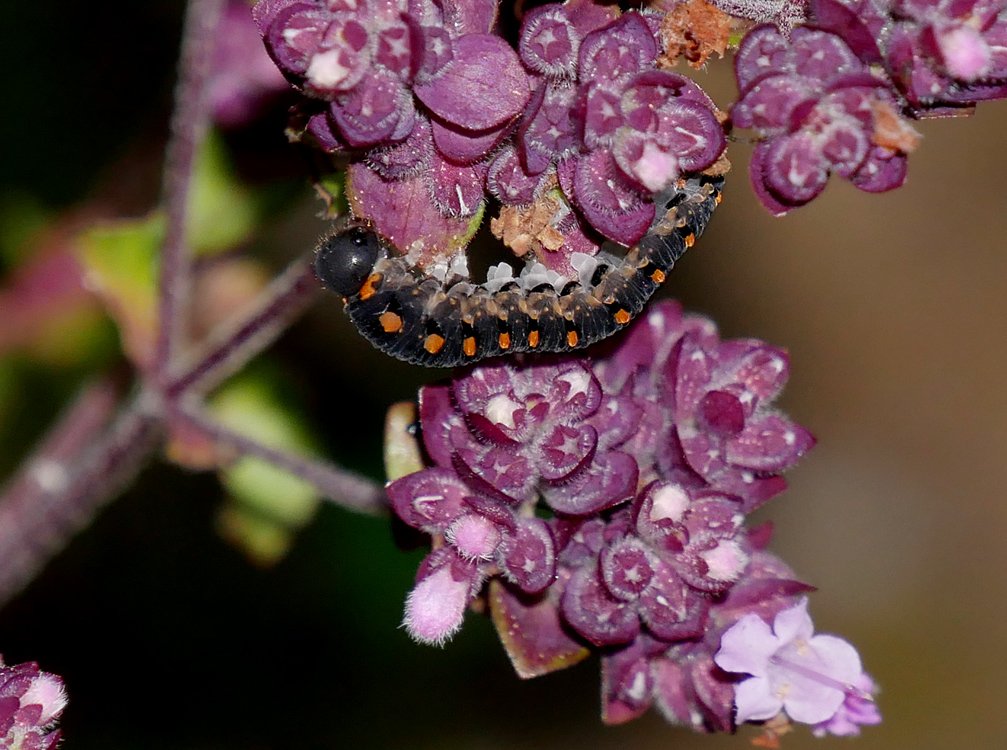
[76,213,163,367]
[0,193,49,267]
[210,369,322,565]
[187,130,258,255]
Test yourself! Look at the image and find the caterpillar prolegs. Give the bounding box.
[314,174,724,368]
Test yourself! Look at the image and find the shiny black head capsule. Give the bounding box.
[314,226,382,297]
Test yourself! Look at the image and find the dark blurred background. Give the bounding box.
[2,2,1006,748]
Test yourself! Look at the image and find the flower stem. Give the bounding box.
[0,384,161,605]
[155,0,226,381]
[166,255,319,398]
[174,406,388,516]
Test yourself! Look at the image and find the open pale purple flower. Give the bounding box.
[715,597,878,728]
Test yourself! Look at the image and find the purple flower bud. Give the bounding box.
[486,145,548,204]
[387,460,558,626]
[519,5,581,78]
[374,19,417,79]
[365,116,434,179]
[415,25,454,80]
[518,82,580,175]
[330,69,415,147]
[404,551,480,645]
[571,149,656,244]
[578,12,657,85]
[305,15,371,95]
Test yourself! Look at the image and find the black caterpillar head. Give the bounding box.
[314,226,382,297]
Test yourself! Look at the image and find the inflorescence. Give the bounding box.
[255,0,1007,229]
[244,0,1007,738]
[386,302,879,737]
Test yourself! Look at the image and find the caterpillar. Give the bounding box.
[314,173,724,368]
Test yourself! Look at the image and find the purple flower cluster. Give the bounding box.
[497,5,725,248]
[386,302,877,735]
[811,0,1007,113]
[254,0,724,265]
[732,25,914,214]
[731,0,1007,213]
[0,658,66,750]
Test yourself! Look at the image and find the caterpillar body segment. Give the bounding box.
[315,174,724,367]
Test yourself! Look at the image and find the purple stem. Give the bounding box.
[174,407,388,516]
[0,385,161,605]
[154,0,226,381]
[166,255,320,398]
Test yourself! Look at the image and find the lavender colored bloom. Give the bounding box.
[812,672,883,736]
[715,597,879,728]
[733,25,913,214]
[0,658,67,750]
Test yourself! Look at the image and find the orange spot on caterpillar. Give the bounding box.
[499,332,511,350]
[359,273,382,301]
[614,309,632,325]
[567,331,579,347]
[650,268,666,284]
[684,233,696,248]
[528,330,540,348]
[424,334,445,354]
[379,311,403,333]
[463,337,477,357]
